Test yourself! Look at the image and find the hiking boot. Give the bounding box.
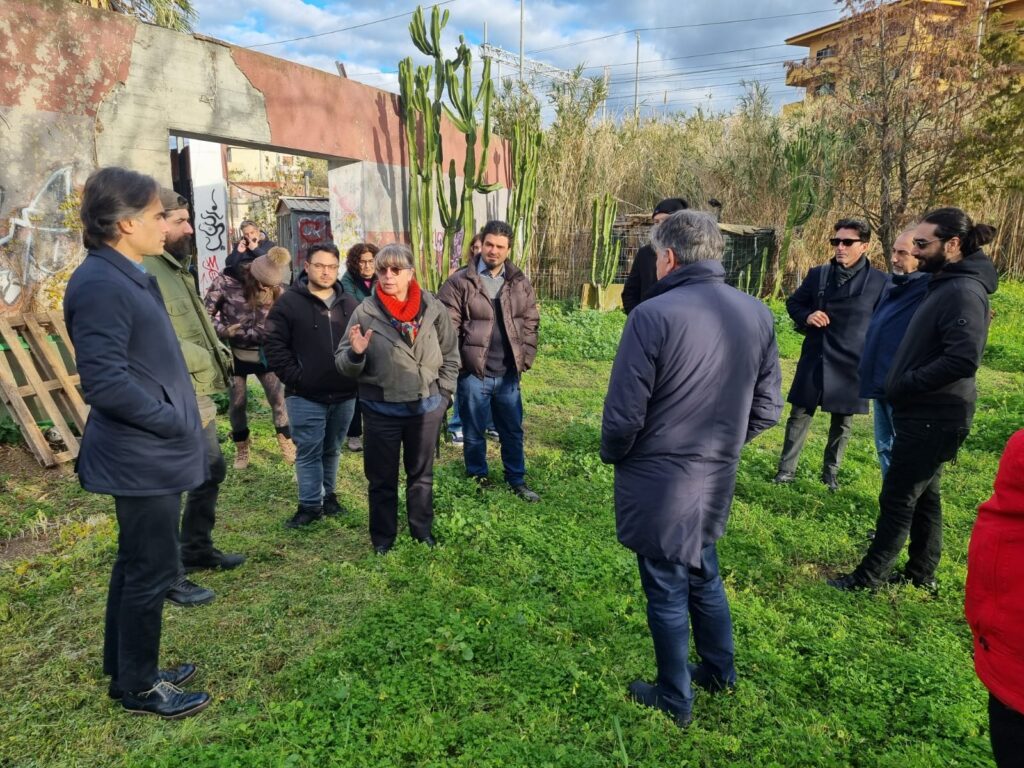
[285,504,323,529]
[322,493,346,517]
[276,433,297,464]
[121,680,211,719]
[233,439,250,470]
[165,577,215,607]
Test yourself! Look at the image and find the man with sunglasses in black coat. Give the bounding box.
[772,218,887,492]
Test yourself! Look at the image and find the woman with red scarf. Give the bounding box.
[966,429,1024,767]
[335,244,460,554]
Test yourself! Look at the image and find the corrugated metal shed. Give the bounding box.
[275,197,333,272]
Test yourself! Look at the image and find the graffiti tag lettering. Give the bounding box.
[198,188,226,252]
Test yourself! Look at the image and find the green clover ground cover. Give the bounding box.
[3,285,1022,767]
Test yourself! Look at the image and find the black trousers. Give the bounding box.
[180,420,226,563]
[855,416,968,584]
[347,399,363,438]
[777,405,853,475]
[103,494,181,692]
[991,693,1024,768]
[362,405,445,547]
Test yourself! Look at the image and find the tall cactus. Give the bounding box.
[590,193,621,288]
[508,121,542,272]
[399,6,499,290]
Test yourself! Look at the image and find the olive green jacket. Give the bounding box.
[142,251,233,397]
[336,290,459,403]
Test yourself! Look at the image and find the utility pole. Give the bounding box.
[519,0,525,87]
[633,31,640,122]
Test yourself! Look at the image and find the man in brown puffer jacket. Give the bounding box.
[438,220,541,502]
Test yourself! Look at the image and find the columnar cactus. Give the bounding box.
[590,193,621,288]
[508,122,541,271]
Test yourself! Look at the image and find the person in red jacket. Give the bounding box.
[966,429,1024,768]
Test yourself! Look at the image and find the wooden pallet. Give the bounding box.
[0,311,88,468]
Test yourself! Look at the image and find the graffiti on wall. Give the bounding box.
[194,183,229,297]
[297,215,332,250]
[328,181,364,254]
[0,166,83,314]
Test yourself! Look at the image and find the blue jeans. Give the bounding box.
[447,381,494,435]
[286,396,356,507]
[637,544,736,715]
[873,398,895,477]
[458,372,525,485]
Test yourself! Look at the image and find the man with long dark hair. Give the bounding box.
[830,207,998,592]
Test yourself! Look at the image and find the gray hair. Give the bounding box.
[375,243,415,272]
[650,210,723,268]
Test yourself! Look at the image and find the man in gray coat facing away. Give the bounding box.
[601,210,782,728]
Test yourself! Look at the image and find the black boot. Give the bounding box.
[285,504,323,529]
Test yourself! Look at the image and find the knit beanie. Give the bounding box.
[249,246,291,286]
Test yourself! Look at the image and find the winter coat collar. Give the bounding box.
[89,244,155,288]
[467,253,525,285]
[930,250,998,295]
[646,259,725,299]
[151,249,193,273]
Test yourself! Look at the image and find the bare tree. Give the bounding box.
[816,0,1021,260]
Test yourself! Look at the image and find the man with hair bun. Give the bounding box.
[830,207,998,592]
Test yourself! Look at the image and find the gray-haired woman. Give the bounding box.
[335,244,460,554]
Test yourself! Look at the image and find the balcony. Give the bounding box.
[784,50,840,87]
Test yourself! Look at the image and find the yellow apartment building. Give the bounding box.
[782,0,1023,107]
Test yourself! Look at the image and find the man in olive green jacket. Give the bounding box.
[142,190,244,607]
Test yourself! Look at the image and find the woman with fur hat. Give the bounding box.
[205,246,295,468]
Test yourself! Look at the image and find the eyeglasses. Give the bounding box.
[358,259,376,266]
[912,237,947,249]
[377,266,411,276]
[829,238,863,247]
[307,262,339,271]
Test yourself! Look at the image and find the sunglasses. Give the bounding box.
[377,265,411,276]
[912,237,947,249]
[829,238,863,247]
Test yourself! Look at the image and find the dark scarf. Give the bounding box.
[833,254,868,289]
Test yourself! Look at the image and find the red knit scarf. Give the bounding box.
[375,279,422,321]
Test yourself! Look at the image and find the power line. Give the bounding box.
[606,57,794,86]
[578,43,794,71]
[526,8,837,54]
[604,75,788,103]
[248,0,458,48]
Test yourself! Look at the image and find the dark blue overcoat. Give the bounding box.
[64,245,206,496]
[600,261,782,568]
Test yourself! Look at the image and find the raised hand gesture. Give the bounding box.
[349,323,374,355]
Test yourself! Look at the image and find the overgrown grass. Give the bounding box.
[2,284,1021,766]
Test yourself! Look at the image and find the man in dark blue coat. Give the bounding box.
[65,167,210,719]
[601,210,782,728]
[857,229,929,477]
[773,219,887,491]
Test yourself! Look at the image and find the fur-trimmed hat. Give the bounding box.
[249,246,291,286]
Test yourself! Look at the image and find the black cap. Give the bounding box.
[653,198,689,216]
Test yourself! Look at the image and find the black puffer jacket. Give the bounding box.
[264,276,359,403]
[885,250,998,424]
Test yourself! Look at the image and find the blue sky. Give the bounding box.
[193,0,845,118]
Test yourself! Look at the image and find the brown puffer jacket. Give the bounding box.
[437,255,540,377]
